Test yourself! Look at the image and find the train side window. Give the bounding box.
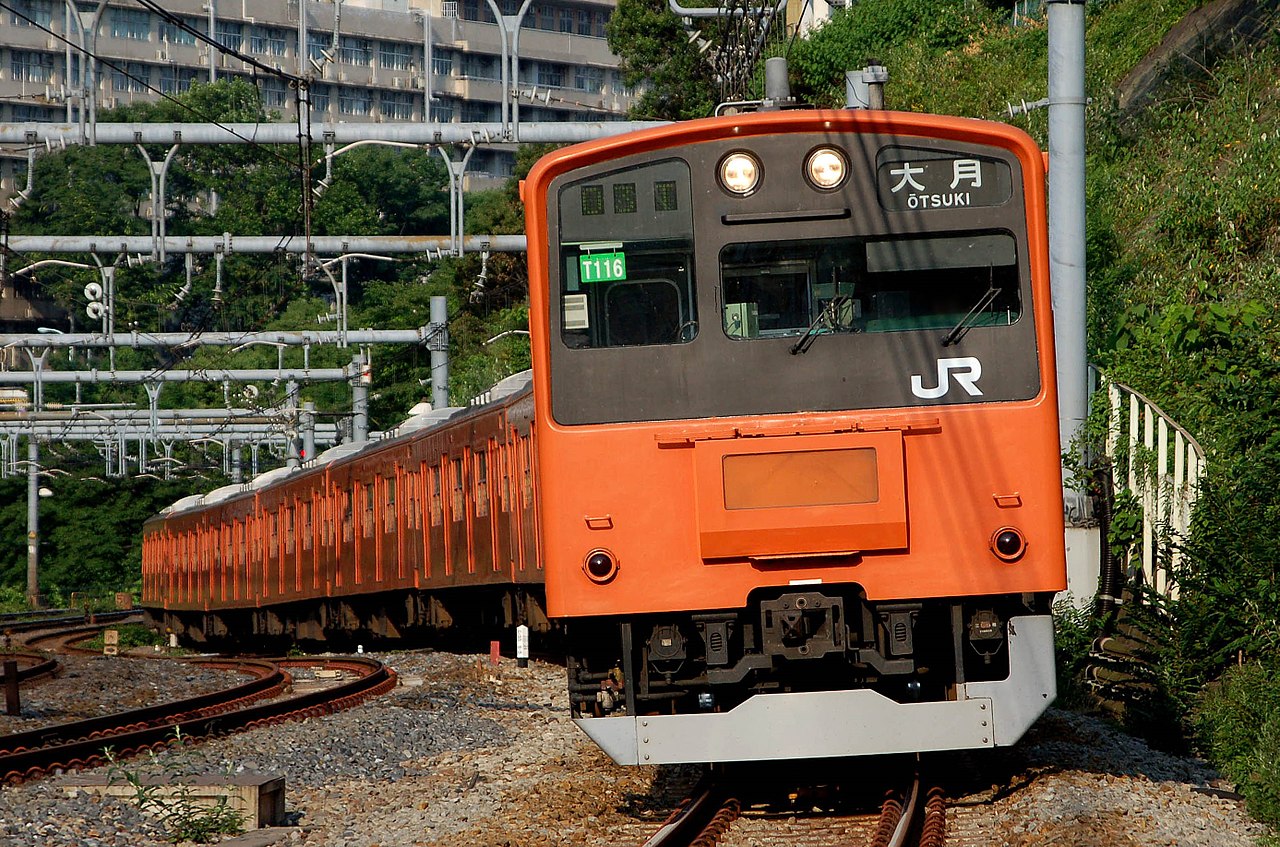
[270,513,279,556]
[302,501,313,551]
[451,457,465,520]
[385,476,396,533]
[502,442,513,512]
[475,448,489,518]
[430,465,443,526]
[363,484,375,538]
[521,438,533,508]
[343,491,354,542]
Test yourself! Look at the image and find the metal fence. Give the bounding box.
[1102,376,1206,601]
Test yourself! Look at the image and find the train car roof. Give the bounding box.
[201,483,246,505]
[166,494,207,514]
[470,369,533,406]
[250,466,298,489]
[313,441,370,466]
[387,406,466,437]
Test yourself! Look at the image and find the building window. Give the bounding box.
[159,17,201,45]
[432,52,454,77]
[379,41,414,71]
[577,9,591,35]
[537,62,565,88]
[10,0,54,27]
[381,91,414,120]
[574,65,603,93]
[13,104,54,121]
[250,26,289,56]
[558,8,574,33]
[112,62,149,93]
[309,84,331,114]
[260,78,288,108]
[339,36,373,66]
[307,33,329,62]
[461,101,495,122]
[215,21,243,51]
[441,1,458,17]
[110,8,151,40]
[430,99,455,122]
[159,66,197,94]
[338,89,372,115]
[461,53,497,80]
[10,51,55,84]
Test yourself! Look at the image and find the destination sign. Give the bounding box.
[876,150,1013,212]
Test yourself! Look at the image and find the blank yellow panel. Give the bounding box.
[722,449,879,510]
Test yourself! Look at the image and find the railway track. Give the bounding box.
[0,655,396,785]
[640,767,947,847]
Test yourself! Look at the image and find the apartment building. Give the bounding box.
[0,0,635,196]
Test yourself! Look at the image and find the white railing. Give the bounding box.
[1102,376,1206,601]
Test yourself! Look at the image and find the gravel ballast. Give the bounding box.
[0,650,1271,846]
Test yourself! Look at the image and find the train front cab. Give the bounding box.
[525,110,1068,764]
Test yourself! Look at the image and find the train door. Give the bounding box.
[471,441,496,579]
[515,429,540,580]
[262,505,278,605]
[447,450,469,583]
[338,474,356,591]
[494,430,515,578]
[427,455,446,583]
[378,470,397,586]
[356,473,376,589]
[402,459,424,585]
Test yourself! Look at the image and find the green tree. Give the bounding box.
[606,0,718,119]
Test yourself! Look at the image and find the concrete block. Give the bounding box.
[63,772,285,829]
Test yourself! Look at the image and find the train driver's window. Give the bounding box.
[557,159,697,349]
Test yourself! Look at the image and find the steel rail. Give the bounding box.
[640,780,740,847]
[0,655,395,785]
[0,651,59,684]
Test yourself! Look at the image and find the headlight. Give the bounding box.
[805,147,847,190]
[719,152,761,195]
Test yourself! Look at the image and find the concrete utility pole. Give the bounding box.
[1048,0,1098,606]
[26,437,40,607]
[1047,0,1088,518]
[429,296,449,410]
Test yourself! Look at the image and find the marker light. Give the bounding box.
[719,152,761,195]
[991,527,1027,562]
[584,549,619,583]
[805,147,847,190]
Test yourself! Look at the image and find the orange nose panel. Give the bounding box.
[695,431,907,561]
[722,448,879,510]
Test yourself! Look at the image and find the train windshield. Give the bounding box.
[720,233,1020,340]
[556,158,698,349]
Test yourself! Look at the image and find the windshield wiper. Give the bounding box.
[790,295,852,355]
[941,285,1001,347]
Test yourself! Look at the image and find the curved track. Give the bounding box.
[0,655,396,785]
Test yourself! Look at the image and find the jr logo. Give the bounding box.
[911,357,984,399]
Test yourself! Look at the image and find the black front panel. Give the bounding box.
[548,131,1040,426]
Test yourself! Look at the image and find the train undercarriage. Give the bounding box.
[146,587,550,651]
[566,585,1058,763]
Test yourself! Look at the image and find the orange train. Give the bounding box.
[145,106,1067,765]
[142,373,547,646]
[523,108,1066,764]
